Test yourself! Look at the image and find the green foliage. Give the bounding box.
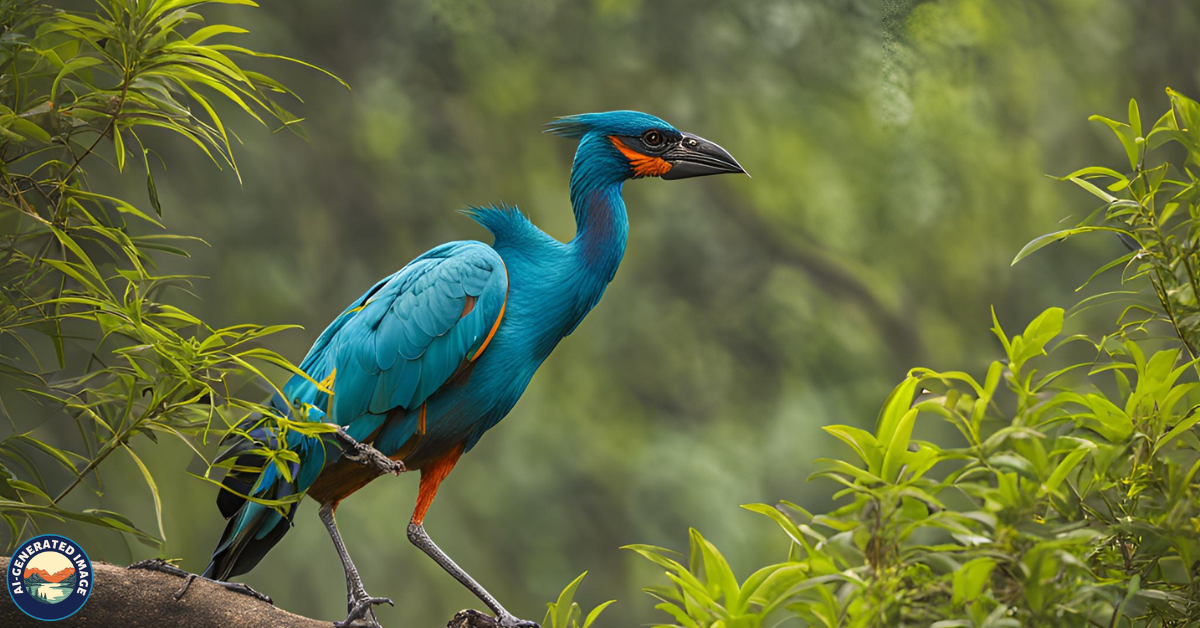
[542,572,614,628]
[625,530,808,628]
[630,91,1200,626]
[0,0,334,550]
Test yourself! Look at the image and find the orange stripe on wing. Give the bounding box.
[468,260,508,362]
[609,136,673,178]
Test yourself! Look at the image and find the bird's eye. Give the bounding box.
[642,130,663,147]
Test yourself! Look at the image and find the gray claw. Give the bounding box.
[335,594,393,628]
[334,426,405,475]
[498,614,540,628]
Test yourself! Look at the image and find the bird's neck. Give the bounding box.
[567,151,629,309]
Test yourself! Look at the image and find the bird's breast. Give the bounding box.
[407,247,611,456]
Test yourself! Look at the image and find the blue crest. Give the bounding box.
[544,110,677,139]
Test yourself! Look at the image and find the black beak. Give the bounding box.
[661,132,748,180]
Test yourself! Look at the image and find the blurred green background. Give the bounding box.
[20,0,1200,625]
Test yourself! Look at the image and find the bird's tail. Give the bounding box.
[203,392,327,580]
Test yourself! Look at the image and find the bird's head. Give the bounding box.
[546,110,746,182]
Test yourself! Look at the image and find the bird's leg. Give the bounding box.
[409,444,539,628]
[126,559,273,604]
[318,502,394,628]
[407,523,537,628]
[327,424,406,475]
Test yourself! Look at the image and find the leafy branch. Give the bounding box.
[629,91,1200,627]
[0,0,340,551]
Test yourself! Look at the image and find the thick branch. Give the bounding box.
[0,557,502,628]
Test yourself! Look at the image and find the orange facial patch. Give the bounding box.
[609,136,673,178]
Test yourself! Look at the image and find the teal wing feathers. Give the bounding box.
[205,241,507,580]
[285,240,508,445]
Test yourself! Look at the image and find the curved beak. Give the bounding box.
[661,132,748,180]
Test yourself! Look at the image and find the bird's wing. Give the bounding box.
[284,241,507,441]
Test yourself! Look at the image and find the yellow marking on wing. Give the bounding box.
[317,368,336,395]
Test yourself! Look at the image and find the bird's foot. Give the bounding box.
[335,589,394,628]
[127,559,273,604]
[331,425,405,475]
[446,609,539,628]
[497,613,540,628]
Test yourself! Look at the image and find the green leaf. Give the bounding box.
[1081,393,1134,442]
[581,600,615,628]
[146,152,163,216]
[952,557,996,606]
[5,435,79,474]
[740,503,815,555]
[880,407,918,483]
[551,572,586,628]
[691,529,738,608]
[621,545,707,593]
[990,307,1012,358]
[1090,114,1140,169]
[1154,411,1200,455]
[1129,98,1143,138]
[1022,307,1065,346]
[1010,307,1064,374]
[1012,226,1141,265]
[811,458,886,485]
[122,444,166,544]
[875,376,920,463]
[1042,445,1091,496]
[8,118,51,143]
[1069,176,1119,203]
[821,425,880,470]
[51,56,104,100]
[114,125,126,172]
[1054,165,1129,185]
[187,24,249,44]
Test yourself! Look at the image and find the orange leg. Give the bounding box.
[412,442,463,524]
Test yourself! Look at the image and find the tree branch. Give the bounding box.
[0,557,503,628]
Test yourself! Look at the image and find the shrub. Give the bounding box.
[631,90,1200,627]
[0,0,336,550]
[0,2,615,622]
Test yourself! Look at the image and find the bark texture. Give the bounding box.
[0,557,503,628]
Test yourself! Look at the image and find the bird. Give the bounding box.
[202,110,746,628]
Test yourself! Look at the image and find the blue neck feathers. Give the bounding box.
[467,133,630,331]
[567,135,629,306]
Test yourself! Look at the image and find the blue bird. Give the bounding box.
[203,111,746,628]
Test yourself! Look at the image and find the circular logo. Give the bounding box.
[7,535,92,621]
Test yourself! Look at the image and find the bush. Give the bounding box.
[0,2,616,622]
[630,91,1200,627]
[0,0,336,550]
